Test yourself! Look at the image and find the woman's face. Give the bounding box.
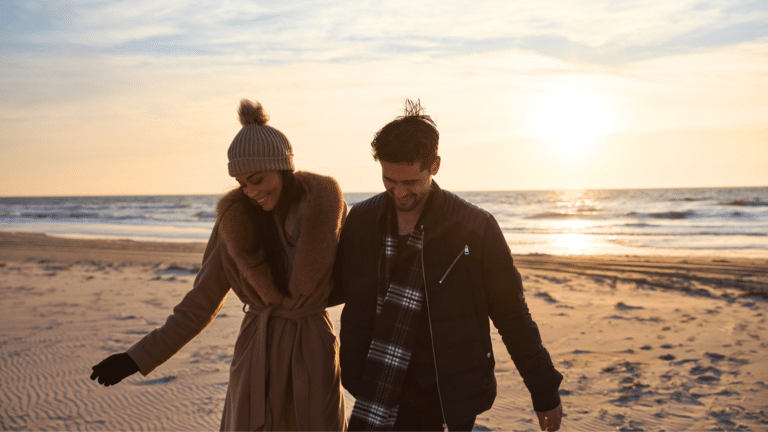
[235,170,283,211]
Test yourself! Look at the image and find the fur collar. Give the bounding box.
[215,171,345,304]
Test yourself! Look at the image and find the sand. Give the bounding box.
[1,231,767,431]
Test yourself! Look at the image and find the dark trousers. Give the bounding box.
[393,379,476,431]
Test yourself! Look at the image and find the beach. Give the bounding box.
[1,232,767,431]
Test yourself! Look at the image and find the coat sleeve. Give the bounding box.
[127,225,231,376]
[328,202,352,308]
[481,214,563,412]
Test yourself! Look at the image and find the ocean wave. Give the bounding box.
[622,231,765,237]
[648,211,695,220]
[526,209,602,220]
[724,198,768,207]
[118,203,191,211]
[670,197,706,202]
[526,212,582,220]
[193,211,216,219]
[685,231,768,237]
[622,223,657,228]
[2,211,220,224]
[625,211,694,220]
[69,212,101,218]
[506,226,767,237]
[9,212,167,222]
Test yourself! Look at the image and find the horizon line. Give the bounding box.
[2,184,767,199]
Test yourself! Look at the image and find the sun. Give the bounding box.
[534,91,612,153]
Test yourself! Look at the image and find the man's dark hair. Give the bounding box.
[371,99,439,171]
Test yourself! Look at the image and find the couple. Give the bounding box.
[91,99,563,431]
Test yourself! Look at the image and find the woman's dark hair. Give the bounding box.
[248,171,304,297]
[371,99,439,170]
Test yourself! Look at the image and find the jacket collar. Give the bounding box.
[215,171,345,302]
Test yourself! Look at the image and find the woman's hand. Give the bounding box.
[90,352,140,386]
[536,403,562,431]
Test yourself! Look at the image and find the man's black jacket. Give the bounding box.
[330,182,562,427]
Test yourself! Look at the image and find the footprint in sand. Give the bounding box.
[43,263,70,270]
[602,361,641,377]
[153,264,200,277]
[727,357,749,365]
[615,302,644,311]
[670,391,705,405]
[709,406,747,428]
[134,376,177,386]
[690,364,722,383]
[534,292,558,304]
[705,352,726,362]
[690,365,722,376]
[696,375,720,383]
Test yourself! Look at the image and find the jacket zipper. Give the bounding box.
[438,245,469,284]
[421,226,450,432]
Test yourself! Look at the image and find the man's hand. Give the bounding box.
[536,403,562,431]
[90,352,140,386]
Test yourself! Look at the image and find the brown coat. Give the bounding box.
[127,171,347,431]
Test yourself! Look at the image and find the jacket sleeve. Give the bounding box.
[127,225,231,376]
[328,202,352,308]
[481,214,563,412]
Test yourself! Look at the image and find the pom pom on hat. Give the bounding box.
[227,99,294,177]
[238,99,269,126]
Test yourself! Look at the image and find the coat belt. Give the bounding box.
[241,302,326,430]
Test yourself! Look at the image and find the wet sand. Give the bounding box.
[1,232,767,431]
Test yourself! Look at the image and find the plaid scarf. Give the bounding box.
[348,208,426,431]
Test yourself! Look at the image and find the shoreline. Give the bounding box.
[0,231,207,264]
[4,230,768,264]
[1,231,767,430]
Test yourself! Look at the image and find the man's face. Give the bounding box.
[380,158,440,214]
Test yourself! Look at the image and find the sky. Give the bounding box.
[1,0,767,196]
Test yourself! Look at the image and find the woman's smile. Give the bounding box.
[236,170,283,212]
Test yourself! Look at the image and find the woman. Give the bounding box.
[90,99,347,431]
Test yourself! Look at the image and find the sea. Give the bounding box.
[2,187,767,258]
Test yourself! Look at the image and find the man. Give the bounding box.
[331,100,563,431]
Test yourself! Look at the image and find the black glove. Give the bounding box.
[90,352,140,386]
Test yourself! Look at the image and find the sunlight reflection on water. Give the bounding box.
[552,233,595,255]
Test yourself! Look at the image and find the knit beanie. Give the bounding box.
[227,99,294,177]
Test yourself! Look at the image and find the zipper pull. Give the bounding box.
[439,245,469,284]
[443,424,448,432]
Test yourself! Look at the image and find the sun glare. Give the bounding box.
[534,91,612,153]
[552,233,594,255]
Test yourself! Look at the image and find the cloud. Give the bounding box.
[4,0,768,66]
[665,19,768,48]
